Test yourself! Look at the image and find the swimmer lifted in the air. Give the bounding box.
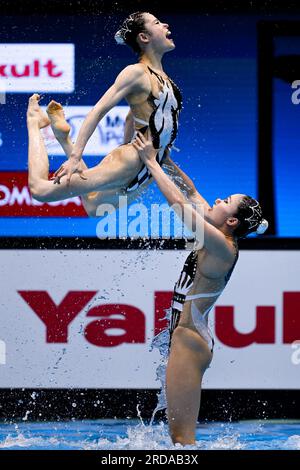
[27,12,183,215]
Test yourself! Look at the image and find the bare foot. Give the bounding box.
[46,100,71,142]
[27,94,51,129]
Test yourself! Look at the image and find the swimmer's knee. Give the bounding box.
[29,179,52,203]
[29,181,45,202]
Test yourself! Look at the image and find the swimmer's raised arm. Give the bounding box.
[72,65,146,157]
[163,154,211,211]
[54,64,147,183]
[133,133,233,260]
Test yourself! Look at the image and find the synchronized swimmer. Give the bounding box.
[27,12,182,216]
[133,132,268,445]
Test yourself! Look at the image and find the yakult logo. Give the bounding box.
[18,290,300,348]
[0,60,62,78]
[0,44,74,92]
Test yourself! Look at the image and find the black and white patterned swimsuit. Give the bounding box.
[126,66,182,192]
[170,248,239,352]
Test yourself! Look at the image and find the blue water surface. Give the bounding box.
[0,420,300,450]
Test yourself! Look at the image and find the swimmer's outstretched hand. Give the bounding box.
[132,132,158,164]
[52,156,87,185]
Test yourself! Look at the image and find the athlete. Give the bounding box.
[27,12,182,215]
[133,131,268,446]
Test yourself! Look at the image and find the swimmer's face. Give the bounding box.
[139,13,175,52]
[206,194,245,230]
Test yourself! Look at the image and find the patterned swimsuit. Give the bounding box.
[126,66,183,192]
[170,248,239,352]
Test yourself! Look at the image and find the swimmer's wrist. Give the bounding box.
[70,152,82,162]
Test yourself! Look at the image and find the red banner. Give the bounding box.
[0,172,87,217]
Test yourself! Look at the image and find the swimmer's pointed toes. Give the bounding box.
[46,100,63,114]
[29,93,40,102]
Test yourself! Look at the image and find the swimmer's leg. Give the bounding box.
[166,326,212,446]
[39,99,149,216]
[84,178,152,216]
[27,94,52,185]
[46,100,97,215]
[27,94,140,203]
[45,99,149,216]
[46,100,87,167]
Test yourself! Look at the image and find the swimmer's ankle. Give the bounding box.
[27,115,39,126]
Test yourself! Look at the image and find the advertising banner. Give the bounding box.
[0,249,299,389]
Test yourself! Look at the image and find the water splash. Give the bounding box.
[136,404,146,427]
[0,433,60,449]
[0,421,173,450]
[283,434,300,450]
[1,420,300,450]
[206,434,245,450]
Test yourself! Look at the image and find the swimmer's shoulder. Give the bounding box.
[120,63,151,103]
[196,237,238,278]
[120,63,150,90]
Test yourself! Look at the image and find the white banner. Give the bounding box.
[0,249,299,389]
[41,105,129,156]
[0,44,74,92]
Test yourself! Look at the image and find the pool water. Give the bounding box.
[0,420,300,450]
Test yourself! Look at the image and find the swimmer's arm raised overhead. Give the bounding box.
[133,133,232,260]
[54,64,148,183]
[163,154,211,211]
